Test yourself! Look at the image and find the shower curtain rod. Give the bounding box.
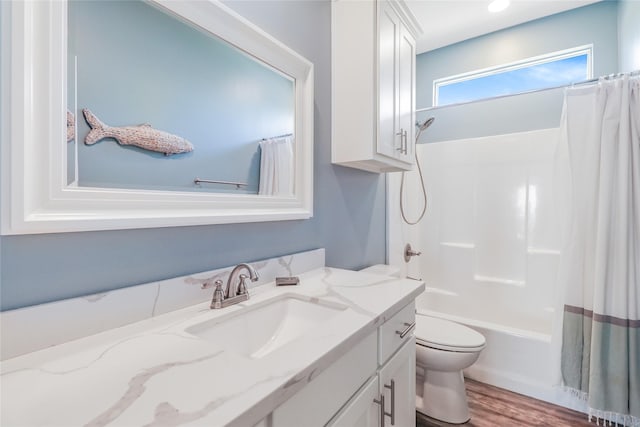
[418,69,640,112]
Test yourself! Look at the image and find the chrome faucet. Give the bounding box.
[225,263,259,298]
[202,263,259,309]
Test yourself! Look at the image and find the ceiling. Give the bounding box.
[405,0,603,54]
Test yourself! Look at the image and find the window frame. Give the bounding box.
[433,44,594,106]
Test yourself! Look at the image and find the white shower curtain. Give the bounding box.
[557,74,640,426]
[258,136,294,196]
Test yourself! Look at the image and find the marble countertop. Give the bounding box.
[1,267,424,427]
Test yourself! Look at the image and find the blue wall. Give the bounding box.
[618,0,640,72]
[416,1,619,144]
[0,0,387,310]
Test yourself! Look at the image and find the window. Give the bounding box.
[433,45,593,106]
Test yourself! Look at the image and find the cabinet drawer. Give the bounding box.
[378,301,415,365]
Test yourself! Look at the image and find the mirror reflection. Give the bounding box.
[67,0,295,195]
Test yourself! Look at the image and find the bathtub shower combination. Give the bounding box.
[389,127,586,411]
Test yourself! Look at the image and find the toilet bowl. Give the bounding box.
[415,314,486,424]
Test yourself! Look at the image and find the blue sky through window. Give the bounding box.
[436,54,589,106]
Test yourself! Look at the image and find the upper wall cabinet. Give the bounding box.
[0,0,314,235]
[331,0,421,173]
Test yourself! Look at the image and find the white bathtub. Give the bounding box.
[415,289,586,413]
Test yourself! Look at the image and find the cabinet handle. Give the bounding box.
[373,395,386,427]
[402,129,408,154]
[395,130,404,153]
[395,129,408,154]
[395,321,415,339]
[373,393,392,427]
[384,379,396,425]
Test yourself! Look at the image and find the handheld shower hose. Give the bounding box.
[400,117,434,225]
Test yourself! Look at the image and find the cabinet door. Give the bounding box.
[327,377,380,427]
[379,337,416,427]
[377,0,400,159]
[397,21,415,162]
[272,331,378,427]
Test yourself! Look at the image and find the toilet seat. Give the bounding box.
[415,315,486,352]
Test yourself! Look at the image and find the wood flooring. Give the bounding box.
[416,379,594,427]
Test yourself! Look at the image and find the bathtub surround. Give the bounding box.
[556,74,640,425]
[387,127,588,412]
[394,128,564,332]
[0,252,424,426]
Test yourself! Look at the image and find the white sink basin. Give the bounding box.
[185,294,348,359]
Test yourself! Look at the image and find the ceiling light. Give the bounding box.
[488,0,510,13]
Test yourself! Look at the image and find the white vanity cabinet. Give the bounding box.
[332,0,421,173]
[329,338,416,427]
[375,337,417,427]
[329,302,416,427]
[270,301,416,427]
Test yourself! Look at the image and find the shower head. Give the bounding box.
[416,117,435,131]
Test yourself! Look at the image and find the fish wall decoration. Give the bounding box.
[67,110,75,142]
[83,109,194,155]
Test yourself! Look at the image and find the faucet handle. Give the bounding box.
[201,278,222,290]
[211,280,225,309]
[237,274,250,296]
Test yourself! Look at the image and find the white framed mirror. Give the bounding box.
[0,0,314,235]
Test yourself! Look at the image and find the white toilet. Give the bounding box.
[358,265,486,423]
[414,314,486,424]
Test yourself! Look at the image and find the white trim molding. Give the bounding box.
[0,0,314,235]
